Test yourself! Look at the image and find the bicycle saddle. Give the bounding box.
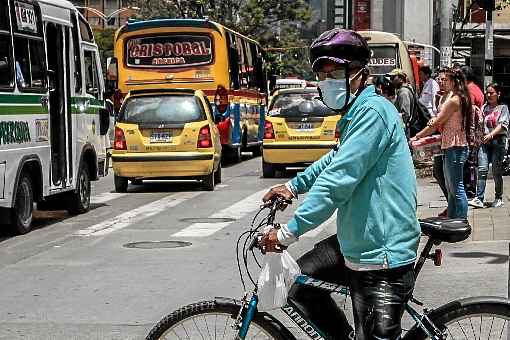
[419,217,471,243]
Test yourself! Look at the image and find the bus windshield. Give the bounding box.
[121,95,206,124]
[368,45,399,75]
[125,34,213,68]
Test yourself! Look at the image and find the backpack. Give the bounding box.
[402,86,432,137]
[467,105,484,148]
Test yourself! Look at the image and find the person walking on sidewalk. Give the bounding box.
[461,65,484,110]
[469,83,509,209]
[389,68,414,138]
[410,68,472,219]
[419,65,440,116]
[433,69,450,217]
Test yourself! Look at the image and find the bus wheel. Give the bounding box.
[114,175,128,193]
[202,171,215,191]
[10,173,33,234]
[67,165,91,215]
[262,160,276,178]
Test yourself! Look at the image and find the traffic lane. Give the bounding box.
[0,158,295,339]
[0,153,264,269]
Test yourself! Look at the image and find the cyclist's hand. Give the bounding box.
[262,185,293,210]
[259,228,286,253]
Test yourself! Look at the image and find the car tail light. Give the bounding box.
[197,125,212,148]
[114,127,127,150]
[264,121,275,139]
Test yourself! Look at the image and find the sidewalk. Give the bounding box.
[417,176,510,241]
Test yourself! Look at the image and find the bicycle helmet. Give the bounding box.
[310,29,371,71]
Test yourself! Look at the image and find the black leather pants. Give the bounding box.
[288,235,415,340]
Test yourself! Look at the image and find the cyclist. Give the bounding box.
[261,29,420,340]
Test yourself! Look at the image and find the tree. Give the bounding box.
[124,0,313,79]
[93,28,116,70]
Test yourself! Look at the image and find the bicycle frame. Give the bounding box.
[237,238,447,339]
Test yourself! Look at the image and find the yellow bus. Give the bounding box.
[107,19,267,162]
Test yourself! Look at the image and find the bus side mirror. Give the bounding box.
[106,57,118,93]
[99,107,110,136]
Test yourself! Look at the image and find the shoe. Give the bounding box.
[468,198,484,208]
[492,198,504,208]
[438,208,448,218]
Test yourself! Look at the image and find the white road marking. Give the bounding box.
[76,192,202,237]
[90,192,127,204]
[172,189,269,237]
[301,213,337,238]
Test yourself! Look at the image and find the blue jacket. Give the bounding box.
[288,85,420,268]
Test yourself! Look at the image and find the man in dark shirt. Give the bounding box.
[389,68,414,138]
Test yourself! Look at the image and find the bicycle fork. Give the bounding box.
[233,293,258,340]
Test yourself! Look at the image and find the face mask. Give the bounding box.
[318,69,363,110]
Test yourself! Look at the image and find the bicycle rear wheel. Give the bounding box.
[406,297,510,339]
[146,299,292,340]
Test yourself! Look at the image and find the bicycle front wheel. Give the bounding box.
[146,299,291,340]
[407,297,510,339]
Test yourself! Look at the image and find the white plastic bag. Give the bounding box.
[257,250,301,311]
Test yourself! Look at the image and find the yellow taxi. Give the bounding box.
[111,89,222,191]
[262,88,341,177]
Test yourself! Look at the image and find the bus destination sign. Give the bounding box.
[127,35,212,68]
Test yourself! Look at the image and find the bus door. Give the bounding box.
[45,22,71,189]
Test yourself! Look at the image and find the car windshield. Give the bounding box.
[121,95,205,124]
[268,91,336,117]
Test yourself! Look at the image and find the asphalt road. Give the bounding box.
[0,155,508,339]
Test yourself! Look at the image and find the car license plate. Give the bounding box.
[296,122,314,131]
[150,131,171,143]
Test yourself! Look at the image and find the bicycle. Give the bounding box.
[146,197,510,340]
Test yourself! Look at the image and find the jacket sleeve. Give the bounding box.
[289,148,337,194]
[286,107,391,237]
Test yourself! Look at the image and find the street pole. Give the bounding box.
[440,0,453,68]
[484,4,494,87]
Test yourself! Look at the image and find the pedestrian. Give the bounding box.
[460,66,484,199]
[419,65,440,116]
[389,68,414,138]
[372,74,395,102]
[461,65,484,109]
[468,83,509,208]
[432,69,450,217]
[260,29,420,339]
[410,68,472,219]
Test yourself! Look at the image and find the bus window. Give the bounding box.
[0,3,9,31]
[0,36,13,88]
[84,50,99,98]
[228,32,240,89]
[368,45,399,76]
[79,16,94,43]
[0,4,12,89]
[29,39,45,87]
[71,13,82,93]
[13,37,46,89]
